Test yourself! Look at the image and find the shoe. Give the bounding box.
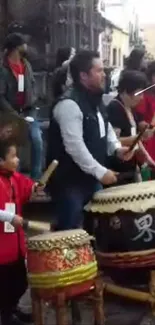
[14,309,33,323]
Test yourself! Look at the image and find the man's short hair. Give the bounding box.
[118,70,147,94]
[70,50,100,84]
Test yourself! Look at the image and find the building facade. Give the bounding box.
[110,26,129,68]
[99,20,129,68]
[0,0,105,70]
[99,22,113,66]
[98,0,129,68]
[140,24,155,59]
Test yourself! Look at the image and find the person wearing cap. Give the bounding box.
[0,33,43,180]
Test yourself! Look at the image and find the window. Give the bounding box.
[118,48,121,66]
[113,48,117,66]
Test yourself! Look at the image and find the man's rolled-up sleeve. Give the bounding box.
[107,122,122,156]
[54,99,108,180]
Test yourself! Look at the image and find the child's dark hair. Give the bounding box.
[0,139,16,160]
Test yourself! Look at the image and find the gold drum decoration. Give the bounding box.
[27,229,97,289]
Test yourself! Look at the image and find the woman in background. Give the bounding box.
[114,48,146,91]
[125,48,146,72]
[52,47,76,100]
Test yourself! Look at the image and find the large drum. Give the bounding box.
[27,229,97,296]
[85,181,155,270]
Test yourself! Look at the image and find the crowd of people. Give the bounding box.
[0,32,155,324]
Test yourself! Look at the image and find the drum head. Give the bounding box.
[85,181,155,214]
[29,229,88,241]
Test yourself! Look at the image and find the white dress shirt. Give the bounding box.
[54,99,121,180]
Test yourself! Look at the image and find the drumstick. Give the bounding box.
[128,126,148,152]
[23,220,51,232]
[117,171,135,183]
[135,83,155,96]
[128,117,155,153]
[38,160,59,186]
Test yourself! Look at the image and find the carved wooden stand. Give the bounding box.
[150,270,155,316]
[97,249,155,318]
[31,276,104,325]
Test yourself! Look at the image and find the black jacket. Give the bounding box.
[47,85,108,193]
[0,57,37,118]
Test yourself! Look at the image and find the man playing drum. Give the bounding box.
[47,50,133,230]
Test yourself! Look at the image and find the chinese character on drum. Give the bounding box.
[132,214,155,242]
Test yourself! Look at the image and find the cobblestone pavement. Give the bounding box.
[19,288,152,325]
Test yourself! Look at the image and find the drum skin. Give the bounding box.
[27,230,97,291]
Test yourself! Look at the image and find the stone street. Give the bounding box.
[19,288,151,325]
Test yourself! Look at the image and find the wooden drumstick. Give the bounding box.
[23,220,51,232]
[135,83,155,96]
[38,160,59,186]
[128,126,148,152]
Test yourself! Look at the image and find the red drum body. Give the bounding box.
[27,229,97,298]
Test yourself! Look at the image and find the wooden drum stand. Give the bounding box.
[31,275,104,325]
[97,249,155,315]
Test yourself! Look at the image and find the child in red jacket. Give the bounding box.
[0,138,40,325]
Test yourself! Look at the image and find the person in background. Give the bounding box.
[47,50,134,231]
[0,138,42,325]
[136,61,155,178]
[107,70,155,184]
[52,47,76,100]
[104,65,112,94]
[0,33,43,180]
[55,47,73,68]
[111,48,146,92]
[125,48,146,72]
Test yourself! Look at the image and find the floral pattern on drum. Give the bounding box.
[27,244,95,273]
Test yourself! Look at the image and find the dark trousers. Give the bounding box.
[28,120,43,180]
[54,182,102,230]
[0,258,27,325]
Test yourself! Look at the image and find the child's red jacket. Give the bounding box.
[0,171,34,264]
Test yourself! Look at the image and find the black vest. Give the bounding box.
[46,86,108,192]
